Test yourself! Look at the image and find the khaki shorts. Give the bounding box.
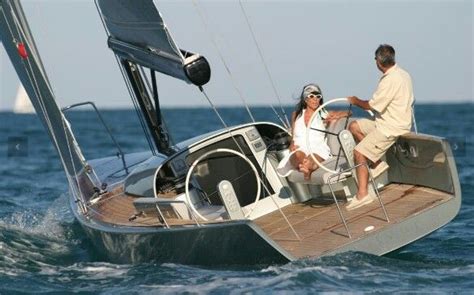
[354,118,396,163]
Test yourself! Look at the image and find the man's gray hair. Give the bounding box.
[375,44,396,67]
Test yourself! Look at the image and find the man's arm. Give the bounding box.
[324,110,352,123]
[348,96,371,111]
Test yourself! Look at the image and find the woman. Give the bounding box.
[284,84,350,180]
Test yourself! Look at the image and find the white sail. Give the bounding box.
[13,84,34,114]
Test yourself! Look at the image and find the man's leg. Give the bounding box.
[354,149,370,199]
[349,121,366,143]
[349,119,380,168]
[349,120,371,199]
[351,129,395,202]
[345,148,375,210]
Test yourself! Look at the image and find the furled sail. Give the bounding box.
[0,0,86,177]
[96,0,211,86]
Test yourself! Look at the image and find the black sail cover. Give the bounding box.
[97,0,210,86]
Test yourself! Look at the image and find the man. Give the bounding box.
[346,44,414,210]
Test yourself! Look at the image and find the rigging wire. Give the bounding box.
[192,1,298,232]
[198,87,257,167]
[238,0,290,129]
[192,0,255,123]
[198,87,233,130]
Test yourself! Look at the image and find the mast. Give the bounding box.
[96,0,211,155]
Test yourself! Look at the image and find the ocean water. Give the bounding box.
[0,104,473,293]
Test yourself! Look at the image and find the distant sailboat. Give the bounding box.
[13,84,34,114]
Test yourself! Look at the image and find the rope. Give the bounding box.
[238,0,290,128]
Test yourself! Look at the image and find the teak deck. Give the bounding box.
[88,186,178,227]
[254,183,453,258]
[87,183,453,258]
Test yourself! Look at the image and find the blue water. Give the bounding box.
[0,104,473,293]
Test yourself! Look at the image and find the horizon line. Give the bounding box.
[0,100,472,112]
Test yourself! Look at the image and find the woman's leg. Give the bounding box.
[290,151,306,169]
[299,153,325,180]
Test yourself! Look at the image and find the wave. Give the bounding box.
[0,194,84,277]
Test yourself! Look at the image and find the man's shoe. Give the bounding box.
[370,161,389,179]
[346,192,376,211]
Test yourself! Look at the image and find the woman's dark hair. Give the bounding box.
[294,83,324,118]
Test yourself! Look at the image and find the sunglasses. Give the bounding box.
[306,94,323,100]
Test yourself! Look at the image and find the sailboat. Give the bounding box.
[0,0,461,265]
[13,84,34,114]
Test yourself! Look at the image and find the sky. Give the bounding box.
[0,0,473,110]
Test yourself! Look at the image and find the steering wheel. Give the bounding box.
[305,97,373,174]
[184,148,262,221]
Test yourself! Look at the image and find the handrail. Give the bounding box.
[62,101,128,174]
[327,162,390,239]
